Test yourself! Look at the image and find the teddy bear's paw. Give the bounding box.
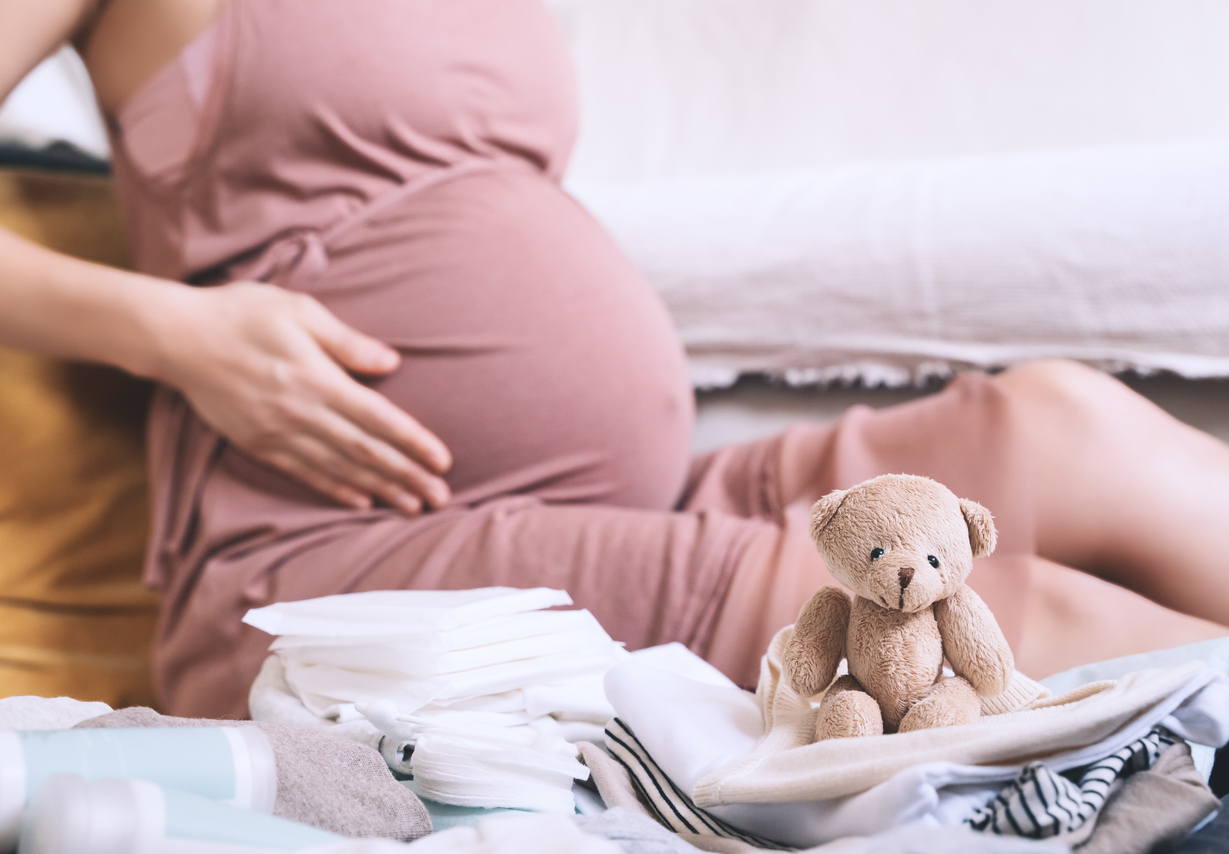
[898,676,980,733]
[814,675,884,740]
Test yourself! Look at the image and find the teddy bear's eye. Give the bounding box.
[870,548,884,562]
[928,555,940,568]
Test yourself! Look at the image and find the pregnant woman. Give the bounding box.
[4,0,1228,718]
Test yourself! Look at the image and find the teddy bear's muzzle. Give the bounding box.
[897,567,914,609]
[863,562,938,612]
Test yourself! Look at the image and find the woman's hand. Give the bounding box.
[0,225,446,513]
[153,281,451,513]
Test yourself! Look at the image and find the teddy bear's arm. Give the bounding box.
[782,586,851,697]
[934,584,1014,698]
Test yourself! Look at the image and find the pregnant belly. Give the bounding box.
[298,168,694,511]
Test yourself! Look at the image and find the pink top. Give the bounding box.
[114,22,219,181]
[107,0,578,283]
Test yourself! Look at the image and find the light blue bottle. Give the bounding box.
[17,775,342,854]
[0,728,277,852]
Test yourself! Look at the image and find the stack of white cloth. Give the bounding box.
[244,588,626,813]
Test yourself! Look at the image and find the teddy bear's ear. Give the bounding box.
[809,490,847,545]
[960,499,998,558]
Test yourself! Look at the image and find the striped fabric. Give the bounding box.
[603,718,791,849]
[604,716,1177,849]
[966,727,1177,841]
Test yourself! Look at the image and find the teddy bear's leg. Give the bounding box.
[897,676,980,733]
[815,675,884,740]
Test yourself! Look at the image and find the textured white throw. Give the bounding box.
[573,138,1229,388]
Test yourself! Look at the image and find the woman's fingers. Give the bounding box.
[257,429,428,515]
[296,293,453,475]
[328,376,452,475]
[296,294,402,375]
[160,282,455,513]
[260,448,375,511]
[245,347,451,510]
[297,400,451,509]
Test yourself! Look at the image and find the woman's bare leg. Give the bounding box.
[715,362,1229,685]
[1015,557,1229,677]
[995,360,1229,625]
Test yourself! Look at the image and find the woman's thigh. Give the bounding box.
[994,360,1229,624]
[1016,556,1229,678]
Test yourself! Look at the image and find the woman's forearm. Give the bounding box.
[0,223,452,512]
[0,224,188,380]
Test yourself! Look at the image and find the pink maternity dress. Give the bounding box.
[108,0,1035,717]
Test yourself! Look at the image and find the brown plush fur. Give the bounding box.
[783,474,1014,739]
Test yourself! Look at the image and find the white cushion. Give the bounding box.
[571,138,1229,387]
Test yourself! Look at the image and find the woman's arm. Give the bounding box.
[0,228,452,513]
[1,0,451,514]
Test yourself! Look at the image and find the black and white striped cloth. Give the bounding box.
[603,718,791,849]
[966,727,1177,841]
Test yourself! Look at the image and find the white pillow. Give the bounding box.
[570,138,1229,387]
[0,47,109,160]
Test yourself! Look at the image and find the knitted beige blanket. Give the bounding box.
[693,625,1213,807]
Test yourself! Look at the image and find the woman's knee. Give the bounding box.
[1016,556,1229,677]
[997,359,1116,406]
[992,359,1137,440]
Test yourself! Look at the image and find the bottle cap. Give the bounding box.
[0,732,27,852]
[16,774,158,854]
[222,727,278,814]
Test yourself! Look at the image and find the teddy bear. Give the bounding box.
[781,473,1014,740]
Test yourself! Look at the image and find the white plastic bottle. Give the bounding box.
[17,775,341,854]
[0,728,277,851]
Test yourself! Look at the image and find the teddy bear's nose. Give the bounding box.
[898,567,915,590]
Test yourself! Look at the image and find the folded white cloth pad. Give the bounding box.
[603,626,1229,848]
[245,588,626,813]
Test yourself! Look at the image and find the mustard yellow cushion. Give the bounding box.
[0,167,158,708]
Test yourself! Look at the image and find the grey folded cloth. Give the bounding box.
[75,707,431,841]
[1081,743,1220,854]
